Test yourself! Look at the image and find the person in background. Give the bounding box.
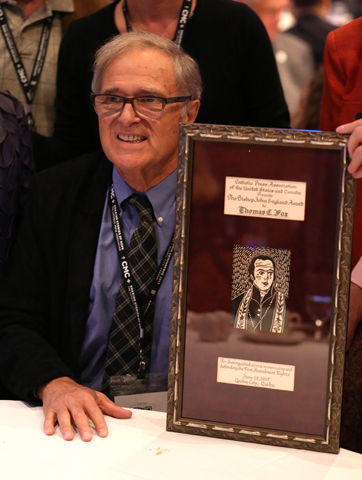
[286,0,336,69]
[0,87,34,400]
[291,64,324,129]
[288,0,336,128]
[317,17,362,455]
[0,0,74,136]
[0,31,200,441]
[0,87,34,275]
[319,17,362,269]
[33,0,289,168]
[62,0,110,31]
[280,0,336,128]
[0,1,110,144]
[242,0,314,118]
[320,17,362,132]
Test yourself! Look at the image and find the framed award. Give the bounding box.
[167,125,355,453]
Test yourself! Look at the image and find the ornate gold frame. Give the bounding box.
[167,125,355,453]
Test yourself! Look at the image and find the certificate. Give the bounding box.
[167,125,355,453]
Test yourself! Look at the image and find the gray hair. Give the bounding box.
[91,32,202,102]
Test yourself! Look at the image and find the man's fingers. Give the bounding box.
[56,407,76,441]
[97,393,133,420]
[336,120,362,160]
[57,393,131,440]
[348,144,362,177]
[84,397,109,438]
[43,407,77,441]
[347,126,362,159]
[336,121,362,177]
[43,410,57,436]
[336,119,362,135]
[66,406,94,441]
[39,377,132,441]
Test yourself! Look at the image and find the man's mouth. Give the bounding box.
[117,134,146,143]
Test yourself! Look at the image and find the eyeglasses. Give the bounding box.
[90,93,191,120]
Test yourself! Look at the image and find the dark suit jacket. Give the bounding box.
[0,151,112,401]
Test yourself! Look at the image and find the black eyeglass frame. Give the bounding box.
[90,93,192,119]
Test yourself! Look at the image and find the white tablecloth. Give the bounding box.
[0,400,361,480]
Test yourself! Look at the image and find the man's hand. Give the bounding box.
[347,282,362,350]
[336,119,362,178]
[37,377,132,441]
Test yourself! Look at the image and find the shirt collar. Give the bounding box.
[112,167,177,224]
[48,0,74,13]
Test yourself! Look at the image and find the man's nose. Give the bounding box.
[117,102,140,125]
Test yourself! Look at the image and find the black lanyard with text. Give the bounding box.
[0,5,53,130]
[109,184,174,378]
[122,0,192,47]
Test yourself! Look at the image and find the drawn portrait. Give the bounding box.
[231,246,291,333]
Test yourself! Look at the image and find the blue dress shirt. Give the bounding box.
[79,167,176,391]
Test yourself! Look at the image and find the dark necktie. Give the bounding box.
[102,193,157,394]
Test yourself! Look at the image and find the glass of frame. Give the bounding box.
[167,125,355,454]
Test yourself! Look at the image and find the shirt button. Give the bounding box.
[158,216,163,223]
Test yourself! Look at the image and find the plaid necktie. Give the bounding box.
[102,193,157,394]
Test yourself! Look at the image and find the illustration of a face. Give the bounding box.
[252,258,275,294]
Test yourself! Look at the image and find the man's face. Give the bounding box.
[250,0,290,42]
[252,259,275,294]
[98,48,199,191]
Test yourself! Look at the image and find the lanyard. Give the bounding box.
[0,5,53,130]
[109,184,174,378]
[122,0,192,47]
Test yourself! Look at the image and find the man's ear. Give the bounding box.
[250,274,254,282]
[182,99,200,123]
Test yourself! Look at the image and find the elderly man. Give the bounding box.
[0,32,200,441]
